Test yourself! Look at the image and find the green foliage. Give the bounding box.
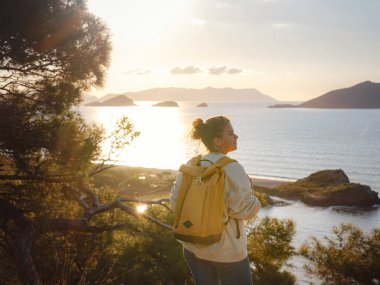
[254,190,269,207]
[0,0,140,284]
[94,207,191,285]
[0,0,112,179]
[300,223,380,285]
[248,216,296,285]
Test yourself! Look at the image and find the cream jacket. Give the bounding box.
[170,152,261,263]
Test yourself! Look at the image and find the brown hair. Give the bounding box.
[190,116,230,152]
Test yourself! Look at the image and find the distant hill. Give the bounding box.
[300,81,380,108]
[270,81,380,109]
[84,95,135,106]
[82,93,98,104]
[93,87,277,103]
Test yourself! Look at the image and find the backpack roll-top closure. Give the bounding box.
[179,163,222,178]
[179,156,236,178]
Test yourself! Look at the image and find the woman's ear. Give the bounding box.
[213,137,222,149]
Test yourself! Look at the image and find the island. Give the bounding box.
[197,102,208,107]
[269,81,380,109]
[268,104,298,108]
[254,169,380,207]
[84,95,135,106]
[152,101,179,107]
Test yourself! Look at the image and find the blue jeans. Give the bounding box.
[184,248,253,285]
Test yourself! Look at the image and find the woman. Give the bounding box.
[170,116,261,285]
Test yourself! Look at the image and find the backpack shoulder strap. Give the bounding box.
[190,155,202,166]
[214,156,237,168]
[198,156,237,177]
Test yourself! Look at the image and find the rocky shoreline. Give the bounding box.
[253,169,380,207]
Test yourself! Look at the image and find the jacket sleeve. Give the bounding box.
[170,171,183,211]
[225,162,261,221]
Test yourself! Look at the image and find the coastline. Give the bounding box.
[96,164,293,192]
[249,174,296,188]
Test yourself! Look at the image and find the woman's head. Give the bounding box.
[191,116,238,154]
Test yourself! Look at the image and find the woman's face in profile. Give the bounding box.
[214,122,238,154]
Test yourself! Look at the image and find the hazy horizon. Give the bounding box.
[87,0,380,101]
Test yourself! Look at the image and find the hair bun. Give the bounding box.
[191,118,207,139]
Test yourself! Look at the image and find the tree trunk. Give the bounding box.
[8,225,40,285]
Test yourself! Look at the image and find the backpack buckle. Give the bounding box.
[195,177,202,184]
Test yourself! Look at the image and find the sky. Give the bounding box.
[87,0,380,101]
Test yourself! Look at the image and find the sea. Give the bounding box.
[80,102,380,284]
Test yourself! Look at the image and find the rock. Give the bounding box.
[266,196,291,207]
[301,183,380,207]
[297,169,350,187]
[152,101,179,107]
[197,102,208,107]
[255,169,380,207]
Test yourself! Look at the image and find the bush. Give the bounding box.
[300,223,380,285]
[248,216,296,285]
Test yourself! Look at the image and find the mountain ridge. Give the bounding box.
[85,87,277,103]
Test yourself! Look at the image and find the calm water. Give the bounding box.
[80,102,380,284]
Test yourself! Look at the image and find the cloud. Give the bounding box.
[272,23,291,29]
[125,69,150,75]
[170,66,243,75]
[227,68,242,74]
[208,66,242,75]
[171,66,202,75]
[125,69,138,74]
[191,18,206,27]
[216,3,229,9]
[209,66,227,75]
[137,70,150,75]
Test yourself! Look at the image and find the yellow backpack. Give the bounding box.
[173,155,236,244]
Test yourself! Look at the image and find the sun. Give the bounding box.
[136,204,148,214]
[87,0,188,45]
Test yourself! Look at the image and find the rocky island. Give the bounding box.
[268,104,298,108]
[254,169,380,207]
[84,95,135,106]
[197,102,208,107]
[152,101,179,107]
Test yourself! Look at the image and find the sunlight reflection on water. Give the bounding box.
[81,104,195,169]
